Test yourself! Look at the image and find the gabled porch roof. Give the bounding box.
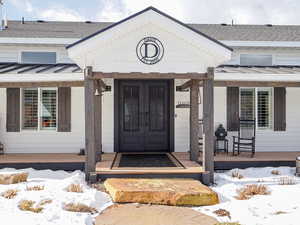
[66,6,232,51]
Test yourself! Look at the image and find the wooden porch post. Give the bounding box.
[203,67,215,183]
[84,66,102,181]
[95,80,102,163]
[190,79,200,161]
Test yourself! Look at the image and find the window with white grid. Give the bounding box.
[257,88,273,129]
[41,89,57,130]
[22,88,57,131]
[22,88,38,130]
[240,88,273,130]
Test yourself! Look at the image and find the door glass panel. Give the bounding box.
[149,86,164,131]
[123,86,139,131]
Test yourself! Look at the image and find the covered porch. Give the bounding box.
[82,68,216,184]
[66,7,232,184]
[0,152,298,170]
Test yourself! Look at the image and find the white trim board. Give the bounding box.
[0,38,80,45]
[0,73,83,82]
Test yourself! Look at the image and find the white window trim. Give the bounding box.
[20,87,58,132]
[239,87,274,131]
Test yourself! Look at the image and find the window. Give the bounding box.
[21,52,56,64]
[240,88,273,129]
[240,54,272,66]
[22,89,38,130]
[22,88,57,130]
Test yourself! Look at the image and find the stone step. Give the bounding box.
[104,178,219,206]
[96,204,219,225]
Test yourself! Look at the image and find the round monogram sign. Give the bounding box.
[136,37,164,65]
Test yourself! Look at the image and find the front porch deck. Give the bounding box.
[0,152,298,171]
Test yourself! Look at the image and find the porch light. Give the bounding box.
[94,88,100,96]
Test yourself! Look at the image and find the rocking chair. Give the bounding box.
[232,118,256,157]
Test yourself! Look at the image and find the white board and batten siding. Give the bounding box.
[2,84,300,153]
[0,45,74,64]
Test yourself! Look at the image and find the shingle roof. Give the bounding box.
[1,20,300,42]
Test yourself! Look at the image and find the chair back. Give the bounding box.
[238,118,256,139]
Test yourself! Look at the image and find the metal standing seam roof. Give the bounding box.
[1,63,300,75]
[216,65,300,74]
[0,63,81,74]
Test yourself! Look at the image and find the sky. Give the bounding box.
[3,0,300,25]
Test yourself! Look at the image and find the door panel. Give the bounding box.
[119,81,144,151]
[144,81,169,151]
[118,80,170,152]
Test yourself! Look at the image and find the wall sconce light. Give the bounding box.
[94,88,100,96]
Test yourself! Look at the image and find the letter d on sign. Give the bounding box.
[136,37,164,65]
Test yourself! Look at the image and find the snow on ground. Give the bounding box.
[1,167,300,225]
[0,168,112,225]
[195,167,300,225]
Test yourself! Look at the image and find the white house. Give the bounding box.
[0,7,300,183]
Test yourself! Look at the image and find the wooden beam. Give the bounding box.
[203,67,215,184]
[84,66,101,181]
[97,79,107,90]
[189,79,200,161]
[95,82,102,163]
[0,81,83,88]
[90,72,208,80]
[178,80,192,90]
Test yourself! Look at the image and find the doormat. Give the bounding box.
[113,153,184,168]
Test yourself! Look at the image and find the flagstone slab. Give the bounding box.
[104,178,219,206]
[96,204,218,225]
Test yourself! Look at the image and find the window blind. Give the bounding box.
[240,88,273,130]
[23,89,38,129]
[41,89,57,129]
[257,89,272,129]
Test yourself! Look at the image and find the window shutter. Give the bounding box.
[6,88,20,132]
[227,87,239,131]
[58,87,71,132]
[274,87,286,131]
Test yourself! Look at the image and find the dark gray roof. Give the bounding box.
[216,65,300,74]
[0,63,81,74]
[1,62,300,74]
[1,20,300,42]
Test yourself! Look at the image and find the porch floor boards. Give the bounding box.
[0,153,85,164]
[95,153,203,175]
[0,151,298,169]
[203,151,300,162]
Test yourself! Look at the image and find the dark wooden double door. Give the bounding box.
[118,80,170,152]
